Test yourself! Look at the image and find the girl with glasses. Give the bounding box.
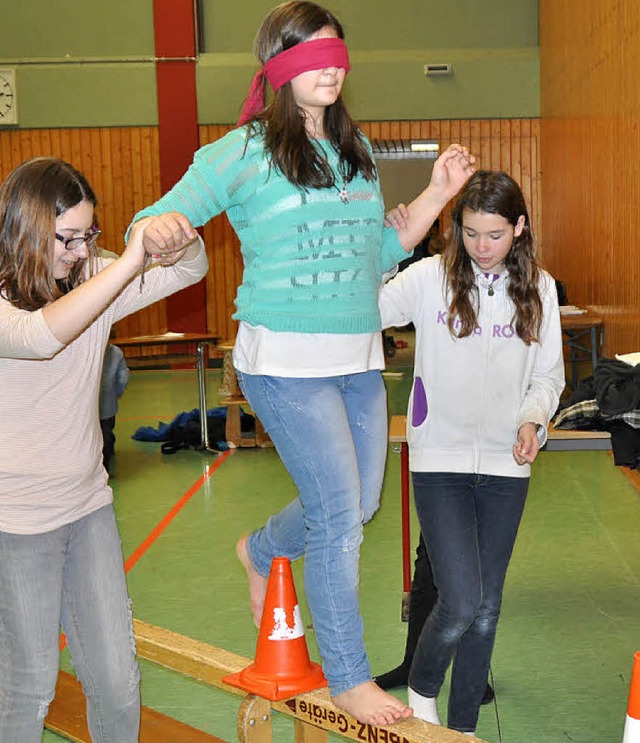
[0,157,208,741]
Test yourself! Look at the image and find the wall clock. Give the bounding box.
[0,68,18,126]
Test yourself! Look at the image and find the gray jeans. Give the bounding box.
[0,504,140,742]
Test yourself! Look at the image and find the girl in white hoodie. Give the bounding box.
[379,170,565,736]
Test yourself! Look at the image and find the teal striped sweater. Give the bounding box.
[131,127,408,334]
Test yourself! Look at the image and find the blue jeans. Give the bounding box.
[0,505,140,743]
[236,370,388,695]
[408,472,528,732]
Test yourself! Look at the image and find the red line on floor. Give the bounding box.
[621,465,640,493]
[124,449,233,573]
[60,449,234,651]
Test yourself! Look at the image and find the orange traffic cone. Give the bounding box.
[623,652,640,742]
[223,557,327,700]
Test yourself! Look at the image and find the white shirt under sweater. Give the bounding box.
[233,322,385,377]
[0,244,208,535]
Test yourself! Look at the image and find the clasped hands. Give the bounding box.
[130,212,199,268]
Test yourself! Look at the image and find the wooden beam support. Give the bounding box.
[238,695,273,743]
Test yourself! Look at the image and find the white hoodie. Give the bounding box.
[379,255,565,478]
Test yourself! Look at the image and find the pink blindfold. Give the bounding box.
[238,37,350,125]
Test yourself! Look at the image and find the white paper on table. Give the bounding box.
[615,352,640,367]
[559,305,587,315]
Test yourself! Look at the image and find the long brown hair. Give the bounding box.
[442,170,542,344]
[0,157,98,310]
[246,0,375,188]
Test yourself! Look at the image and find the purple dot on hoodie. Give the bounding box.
[411,376,428,427]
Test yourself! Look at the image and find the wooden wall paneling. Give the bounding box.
[0,130,10,174]
[108,129,132,344]
[489,120,501,171]
[399,121,412,140]
[10,130,22,166]
[541,0,640,354]
[468,120,481,175]
[109,127,126,249]
[69,128,82,173]
[360,121,375,140]
[519,119,533,253]
[408,121,422,140]
[500,119,512,177]
[530,119,542,258]
[98,128,116,255]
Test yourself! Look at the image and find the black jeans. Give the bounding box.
[408,471,529,732]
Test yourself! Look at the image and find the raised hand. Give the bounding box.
[429,144,476,203]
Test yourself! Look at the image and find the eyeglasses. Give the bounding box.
[55,228,101,251]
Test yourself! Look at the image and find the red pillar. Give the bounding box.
[153,0,207,332]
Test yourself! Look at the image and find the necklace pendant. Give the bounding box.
[339,188,349,203]
[488,285,494,297]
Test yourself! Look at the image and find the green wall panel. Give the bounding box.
[14,65,158,128]
[0,0,154,58]
[202,0,539,53]
[196,47,540,124]
[0,0,539,128]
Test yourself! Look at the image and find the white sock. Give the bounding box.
[408,687,441,725]
[463,733,476,737]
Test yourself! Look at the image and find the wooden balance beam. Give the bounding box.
[136,618,485,742]
[45,618,486,742]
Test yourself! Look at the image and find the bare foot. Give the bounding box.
[236,535,268,628]
[332,681,413,726]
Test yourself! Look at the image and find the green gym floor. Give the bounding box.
[43,341,640,743]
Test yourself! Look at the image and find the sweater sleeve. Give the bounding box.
[516,272,566,442]
[379,226,413,275]
[126,128,256,238]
